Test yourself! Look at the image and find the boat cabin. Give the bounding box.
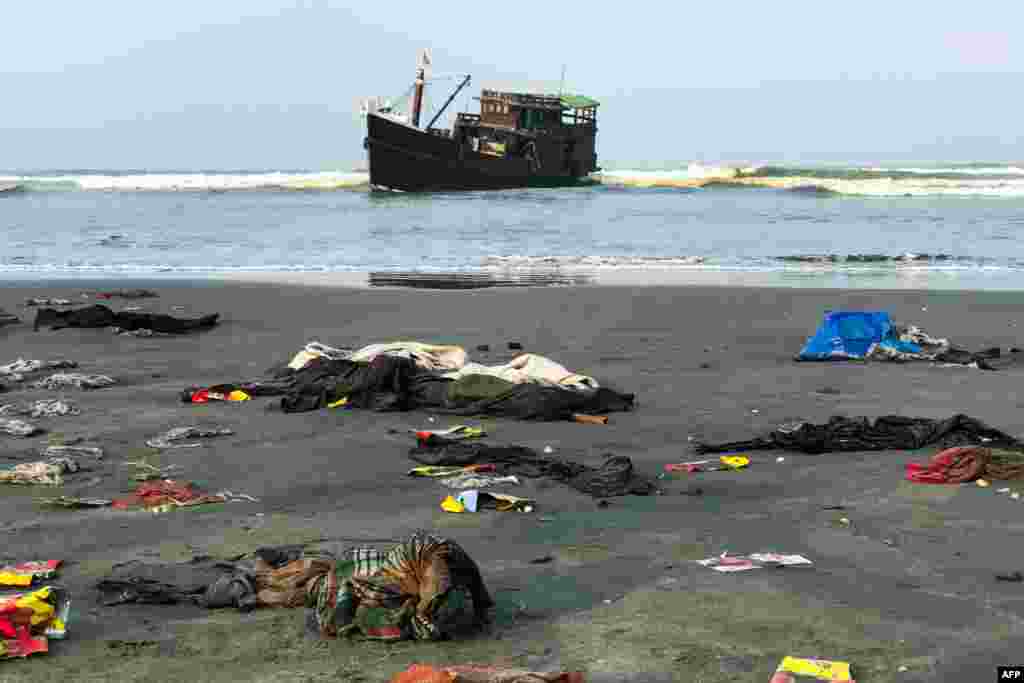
[445,89,600,177]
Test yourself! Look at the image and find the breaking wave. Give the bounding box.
[4,162,1024,197]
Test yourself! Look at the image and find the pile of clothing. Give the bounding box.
[182,341,634,422]
[906,446,1024,484]
[0,458,80,486]
[696,414,1020,455]
[796,311,1021,369]
[0,586,70,659]
[390,665,585,683]
[96,533,493,644]
[33,304,218,334]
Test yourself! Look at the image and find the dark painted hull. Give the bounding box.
[365,113,591,192]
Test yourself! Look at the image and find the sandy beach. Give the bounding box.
[3,277,1024,682]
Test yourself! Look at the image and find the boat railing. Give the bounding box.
[426,127,452,138]
[456,113,481,125]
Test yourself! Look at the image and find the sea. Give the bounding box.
[4,162,1024,290]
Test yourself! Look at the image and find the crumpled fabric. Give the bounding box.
[410,442,656,498]
[0,585,71,658]
[0,561,61,588]
[30,373,115,390]
[306,532,493,642]
[33,304,217,334]
[0,458,79,486]
[0,359,78,382]
[24,298,72,307]
[905,446,989,484]
[94,289,159,300]
[348,342,468,372]
[390,664,585,683]
[111,480,225,509]
[0,418,41,437]
[40,444,104,459]
[0,400,79,419]
[696,414,1021,455]
[439,473,521,489]
[0,309,18,328]
[96,560,232,605]
[287,341,354,370]
[442,354,598,391]
[146,426,234,449]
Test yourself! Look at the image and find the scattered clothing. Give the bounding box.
[182,387,251,403]
[287,341,355,369]
[0,458,79,486]
[0,309,18,328]
[40,444,103,459]
[126,461,184,481]
[697,552,813,573]
[307,531,493,641]
[348,342,469,372]
[0,586,71,659]
[0,418,41,437]
[905,446,1024,484]
[0,358,77,381]
[0,400,80,419]
[30,373,115,390]
[696,414,1021,455]
[408,465,497,478]
[0,561,61,588]
[38,496,112,509]
[146,425,234,449]
[112,327,169,338]
[34,304,217,334]
[390,664,585,683]
[665,456,750,474]
[441,490,533,513]
[439,473,521,490]
[441,353,599,391]
[97,560,231,606]
[95,289,159,299]
[400,424,486,442]
[797,310,1018,370]
[771,656,854,683]
[111,480,226,510]
[410,442,656,498]
[24,298,72,307]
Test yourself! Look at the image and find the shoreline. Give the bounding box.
[1,266,1024,293]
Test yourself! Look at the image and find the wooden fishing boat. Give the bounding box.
[362,51,600,192]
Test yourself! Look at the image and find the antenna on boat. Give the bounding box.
[411,49,431,128]
[559,65,566,96]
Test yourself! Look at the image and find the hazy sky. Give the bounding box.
[2,1,1022,170]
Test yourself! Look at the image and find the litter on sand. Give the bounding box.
[408,464,497,478]
[24,298,72,307]
[697,552,813,573]
[0,458,80,486]
[0,418,41,437]
[40,445,104,459]
[404,425,486,442]
[439,473,521,490]
[905,446,1024,484]
[389,664,585,683]
[770,656,854,682]
[30,373,116,391]
[33,304,217,334]
[0,309,18,327]
[0,561,61,588]
[37,496,113,509]
[0,359,78,381]
[146,426,234,449]
[664,455,750,474]
[0,400,80,419]
[182,387,252,403]
[111,480,247,511]
[0,586,71,659]
[441,490,534,513]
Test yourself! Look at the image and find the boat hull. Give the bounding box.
[365,113,590,192]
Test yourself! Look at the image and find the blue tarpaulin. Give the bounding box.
[796,311,921,361]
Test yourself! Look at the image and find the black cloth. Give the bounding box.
[96,559,235,606]
[696,414,1022,455]
[209,355,636,422]
[409,441,656,498]
[34,304,219,333]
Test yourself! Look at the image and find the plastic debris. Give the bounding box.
[770,656,854,682]
[697,552,813,573]
[665,455,749,474]
[146,426,234,449]
[0,561,61,588]
[441,490,534,513]
[0,586,71,659]
[30,373,115,390]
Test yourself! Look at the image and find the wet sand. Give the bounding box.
[3,279,1024,682]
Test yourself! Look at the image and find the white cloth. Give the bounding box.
[348,342,468,372]
[442,353,598,390]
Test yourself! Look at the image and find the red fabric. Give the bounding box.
[905,446,988,484]
[190,389,211,404]
[390,665,585,683]
[112,480,206,509]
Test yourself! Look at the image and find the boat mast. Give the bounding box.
[426,74,472,130]
[411,49,430,128]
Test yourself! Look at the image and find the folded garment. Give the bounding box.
[696,414,1020,455]
[30,373,115,390]
[34,304,216,334]
[410,442,655,498]
[146,426,234,449]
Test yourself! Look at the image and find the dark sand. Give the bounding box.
[3,279,1024,682]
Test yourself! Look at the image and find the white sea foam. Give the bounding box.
[0,172,370,192]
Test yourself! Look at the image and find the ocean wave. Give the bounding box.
[481,255,708,269]
[0,172,370,192]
